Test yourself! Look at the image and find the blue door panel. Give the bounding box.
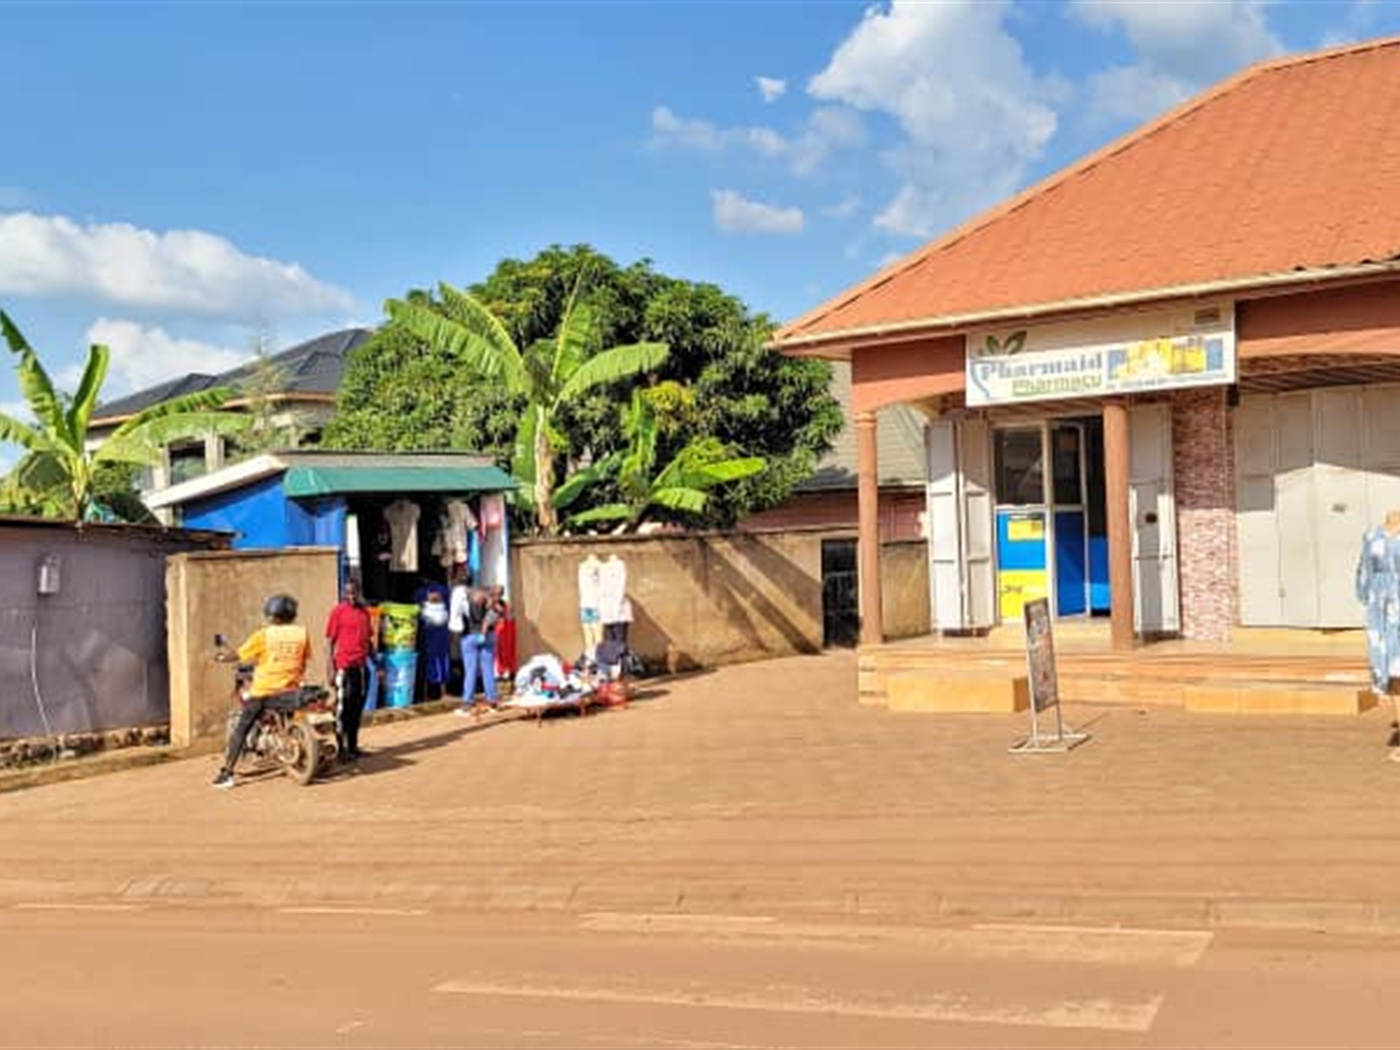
[1054,510,1087,616]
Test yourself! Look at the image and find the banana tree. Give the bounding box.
[385,281,669,536]
[0,311,248,521]
[563,387,766,532]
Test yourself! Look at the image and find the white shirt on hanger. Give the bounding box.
[385,499,421,573]
[440,499,477,566]
[598,555,628,624]
[578,555,603,614]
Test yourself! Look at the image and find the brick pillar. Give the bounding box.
[856,410,884,646]
[1172,389,1236,641]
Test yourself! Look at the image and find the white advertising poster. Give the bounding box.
[965,302,1236,407]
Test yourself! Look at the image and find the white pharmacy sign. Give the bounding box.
[965,302,1236,407]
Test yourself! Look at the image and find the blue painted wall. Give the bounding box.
[180,474,346,556]
[181,475,293,548]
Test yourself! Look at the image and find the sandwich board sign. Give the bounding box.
[1009,598,1090,753]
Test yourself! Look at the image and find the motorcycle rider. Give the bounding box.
[212,593,312,789]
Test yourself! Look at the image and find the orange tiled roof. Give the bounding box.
[776,35,1400,349]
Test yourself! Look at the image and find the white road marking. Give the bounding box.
[434,977,1164,1032]
[579,913,1213,968]
[13,902,147,913]
[971,923,1214,967]
[278,906,428,917]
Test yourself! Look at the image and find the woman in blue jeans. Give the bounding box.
[451,585,500,715]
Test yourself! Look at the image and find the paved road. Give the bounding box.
[2,904,1396,1048]
[3,651,1399,930]
[6,650,1400,1045]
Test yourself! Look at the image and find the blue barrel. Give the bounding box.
[384,650,418,708]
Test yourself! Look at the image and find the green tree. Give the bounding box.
[90,461,157,524]
[562,387,765,532]
[323,306,520,459]
[474,246,842,529]
[0,312,246,521]
[327,245,843,529]
[384,279,668,535]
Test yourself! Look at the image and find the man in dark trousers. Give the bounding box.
[325,577,375,761]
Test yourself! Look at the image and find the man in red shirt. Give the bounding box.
[325,577,375,761]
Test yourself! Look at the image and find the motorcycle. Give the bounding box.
[214,633,339,785]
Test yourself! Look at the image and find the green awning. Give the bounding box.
[283,464,517,498]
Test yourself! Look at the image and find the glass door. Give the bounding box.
[993,426,1050,622]
[993,420,1095,622]
[1049,422,1089,616]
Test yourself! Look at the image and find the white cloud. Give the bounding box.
[1070,0,1283,122]
[756,76,788,103]
[808,0,1059,238]
[82,319,252,394]
[651,105,863,176]
[0,211,357,320]
[823,196,863,219]
[1081,65,1197,124]
[650,106,728,152]
[710,190,805,235]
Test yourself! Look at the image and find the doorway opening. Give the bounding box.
[821,539,860,648]
[992,416,1109,622]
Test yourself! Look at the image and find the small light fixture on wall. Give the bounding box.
[37,554,61,596]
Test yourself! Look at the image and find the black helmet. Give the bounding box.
[263,594,298,623]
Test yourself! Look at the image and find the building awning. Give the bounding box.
[283,464,518,498]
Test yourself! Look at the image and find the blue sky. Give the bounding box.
[1,0,1398,462]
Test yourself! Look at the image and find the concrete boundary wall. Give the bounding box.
[511,528,930,670]
[0,522,226,739]
[167,547,339,748]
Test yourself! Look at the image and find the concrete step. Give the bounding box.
[885,671,1029,713]
[863,662,1376,716]
[1184,682,1378,716]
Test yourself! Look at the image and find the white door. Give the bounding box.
[926,421,962,630]
[1236,385,1400,628]
[961,419,996,629]
[1129,403,1180,632]
[925,419,995,630]
[1313,389,1366,626]
[1363,386,1400,542]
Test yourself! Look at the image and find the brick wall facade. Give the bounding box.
[1171,389,1236,641]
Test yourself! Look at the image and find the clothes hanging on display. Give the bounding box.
[385,499,421,573]
[599,555,631,647]
[603,597,633,645]
[578,554,604,652]
[481,493,505,531]
[344,513,362,573]
[432,499,478,569]
[1357,515,1400,695]
[476,492,507,589]
[598,555,628,624]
